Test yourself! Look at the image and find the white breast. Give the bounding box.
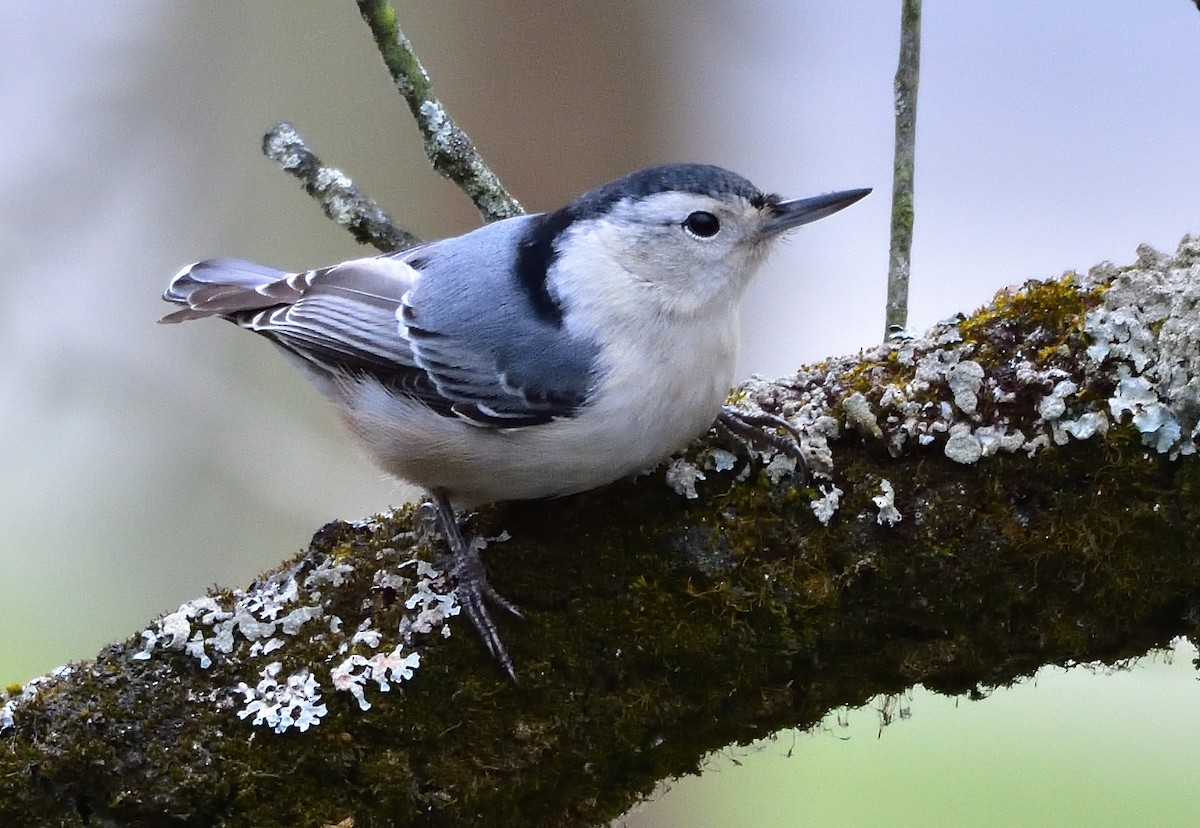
[334,308,739,508]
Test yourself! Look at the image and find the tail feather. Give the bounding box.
[160,259,291,323]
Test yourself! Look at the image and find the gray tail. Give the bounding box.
[160,258,291,323]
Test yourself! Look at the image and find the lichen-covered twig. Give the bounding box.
[354,0,524,222]
[885,0,922,337]
[262,122,421,253]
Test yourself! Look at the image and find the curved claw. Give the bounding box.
[430,490,520,681]
[716,406,809,478]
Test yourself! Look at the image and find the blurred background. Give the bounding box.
[2,2,1199,825]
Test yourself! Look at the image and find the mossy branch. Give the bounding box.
[4,237,1200,827]
[11,5,1195,825]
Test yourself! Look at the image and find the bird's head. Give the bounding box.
[544,164,870,321]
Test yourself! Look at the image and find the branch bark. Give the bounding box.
[263,121,422,254]
[4,236,1200,827]
[354,0,523,222]
[885,0,922,337]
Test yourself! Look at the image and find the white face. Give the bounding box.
[552,190,779,322]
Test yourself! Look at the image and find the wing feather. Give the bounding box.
[161,218,600,428]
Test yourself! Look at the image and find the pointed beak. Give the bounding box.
[759,187,872,239]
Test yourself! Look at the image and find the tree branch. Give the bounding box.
[262,121,421,253]
[13,5,1193,825]
[4,235,1200,827]
[354,0,524,222]
[885,0,922,337]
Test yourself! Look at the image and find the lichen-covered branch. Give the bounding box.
[262,122,421,253]
[885,0,922,337]
[354,0,523,222]
[4,237,1200,826]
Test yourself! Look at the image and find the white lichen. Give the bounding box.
[973,424,1026,457]
[665,457,705,499]
[873,479,902,526]
[419,100,454,150]
[764,453,797,485]
[1084,238,1200,458]
[1037,379,1079,421]
[704,448,738,472]
[1055,410,1109,445]
[351,621,383,649]
[944,424,983,464]
[331,647,421,712]
[843,391,883,439]
[399,559,460,638]
[810,484,844,525]
[801,415,840,478]
[133,574,322,669]
[236,663,327,734]
[947,360,985,417]
[123,544,460,735]
[306,560,355,589]
[1108,374,1183,453]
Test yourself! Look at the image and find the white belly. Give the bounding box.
[337,315,738,507]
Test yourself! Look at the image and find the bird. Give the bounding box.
[161,163,870,677]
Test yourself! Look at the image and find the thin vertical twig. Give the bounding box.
[885,0,922,338]
[355,0,524,222]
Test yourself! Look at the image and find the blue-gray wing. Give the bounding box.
[161,215,600,428]
[397,216,601,427]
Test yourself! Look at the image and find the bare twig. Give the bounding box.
[262,122,421,253]
[885,0,922,338]
[355,0,524,222]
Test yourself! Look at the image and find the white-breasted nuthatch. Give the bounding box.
[162,164,869,677]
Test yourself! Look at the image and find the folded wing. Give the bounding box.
[162,224,599,428]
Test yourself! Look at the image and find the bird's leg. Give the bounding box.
[428,489,521,680]
[716,406,809,479]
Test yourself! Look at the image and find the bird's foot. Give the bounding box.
[716,405,809,479]
[427,491,521,681]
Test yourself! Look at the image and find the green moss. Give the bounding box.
[958,273,1104,362]
[4,272,1197,826]
[4,431,1197,826]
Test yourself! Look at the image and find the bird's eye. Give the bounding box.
[682,211,720,239]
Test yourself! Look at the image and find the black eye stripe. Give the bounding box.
[683,211,720,238]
